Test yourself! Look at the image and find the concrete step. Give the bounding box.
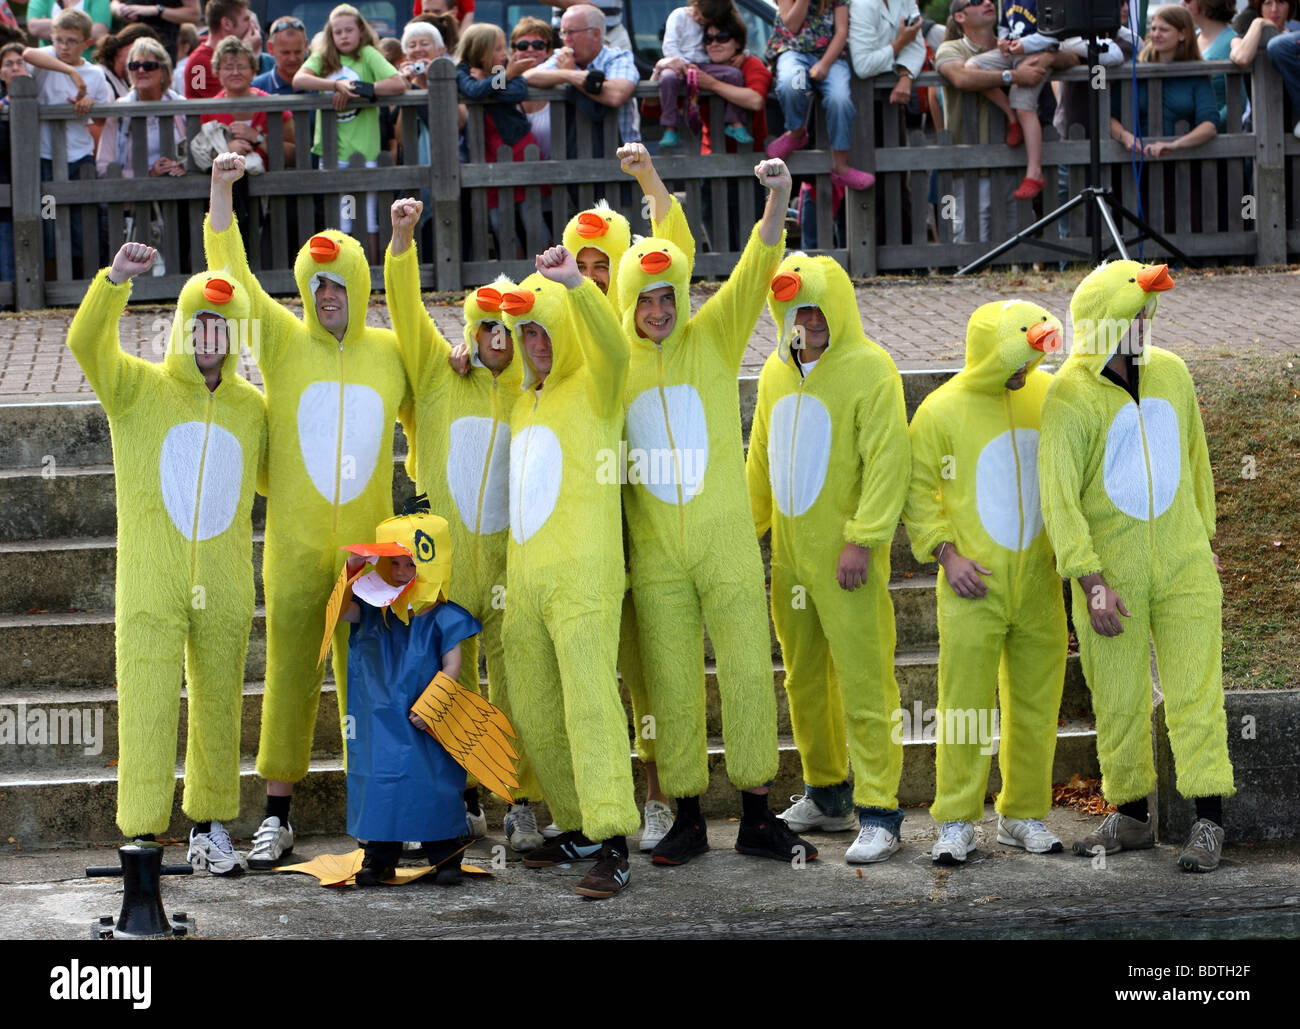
[0,653,1091,773]
[0,722,1099,845]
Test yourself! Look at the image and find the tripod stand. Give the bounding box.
[955,36,1191,275]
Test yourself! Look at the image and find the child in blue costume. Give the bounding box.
[339,511,482,886]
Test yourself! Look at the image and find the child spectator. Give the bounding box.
[412,10,460,51]
[654,0,751,148]
[293,2,405,259]
[337,513,484,886]
[201,35,295,168]
[767,0,874,190]
[28,0,112,61]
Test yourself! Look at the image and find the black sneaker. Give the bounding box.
[736,813,819,862]
[521,830,602,868]
[574,845,631,899]
[651,814,709,866]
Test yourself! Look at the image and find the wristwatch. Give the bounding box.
[155,3,163,15]
[1001,69,1013,85]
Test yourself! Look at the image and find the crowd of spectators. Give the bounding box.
[2,0,1300,272]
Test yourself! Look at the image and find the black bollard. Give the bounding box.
[88,841,196,940]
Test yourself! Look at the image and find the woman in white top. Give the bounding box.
[95,36,186,177]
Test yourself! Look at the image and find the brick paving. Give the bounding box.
[1,266,1297,398]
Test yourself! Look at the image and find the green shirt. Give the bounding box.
[28,0,112,61]
[303,45,398,162]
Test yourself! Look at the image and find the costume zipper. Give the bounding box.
[785,372,806,570]
[332,340,345,534]
[189,390,215,582]
[656,345,686,546]
[1005,390,1025,615]
[472,374,501,572]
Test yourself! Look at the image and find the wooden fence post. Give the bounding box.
[9,77,45,310]
[427,60,463,291]
[1252,25,1287,266]
[847,75,877,278]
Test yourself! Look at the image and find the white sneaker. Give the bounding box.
[188,820,248,876]
[246,815,294,870]
[845,823,900,864]
[465,804,487,840]
[505,803,545,852]
[541,822,562,840]
[1293,119,1300,140]
[997,815,1063,854]
[777,794,859,833]
[639,799,674,852]
[931,821,976,865]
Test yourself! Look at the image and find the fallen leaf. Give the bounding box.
[105,759,118,767]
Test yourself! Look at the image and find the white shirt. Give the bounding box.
[847,0,925,80]
[662,7,707,64]
[34,61,112,162]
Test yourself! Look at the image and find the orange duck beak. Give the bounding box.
[1137,264,1174,293]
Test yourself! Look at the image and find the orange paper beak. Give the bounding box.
[342,542,411,558]
[475,286,503,312]
[576,211,608,239]
[1027,321,1062,353]
[500,289,535,316]
[771,272,801,303]
[202,277,234,305]
[639,251,671,275]
[1136,264,1174,293]
[309,235,341,262]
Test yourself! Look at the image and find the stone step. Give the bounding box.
[0,576,945,688]
[0,654,1092,773]
[0,722,1100,845]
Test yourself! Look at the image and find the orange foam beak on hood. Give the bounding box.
[309,235,341,263]
[1027,321,1062,353]
[1137,264,1174,293]
[771,271,801,303]
[576,211,608,239]
[202,277,234,305]
[500,289,536,316]
[475,286,504,312]
[639,251,672,275]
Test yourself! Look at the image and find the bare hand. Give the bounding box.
[345,554,368,576]
[755,157,792,193]
[617,141,653,177]
[837,542,871,591]
[408,710,430,731]
[1007,39,1025,56]
[809,59,830,82]
[109,241,158,282]
[1079,573,1130,637]
[504,53,531,79]
[229,121,259,142]
[997,37,1013,55]
[536,244,583,288]
[939,547,992,599]
[333,79,357,110]
[1012,61,1047,86]
[897,16,922,47]
[231,138,255,156]
[1212,551,1221,574]
[889,76,912,105]
[449,342,471,377]
[390,197,423,232]
[555,47,576,71]
[1144,140,1175,158]
[72,91,94,116]
[211,151,246,184]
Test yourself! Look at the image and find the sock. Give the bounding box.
[741,790,770,824]
[676,795,701,822]
[1118,798,1148,822]
[193,821,211,834]
[1194,796,1223,826]
[463,787,481,816]
[266,794,290,826]
[602,835,628,857]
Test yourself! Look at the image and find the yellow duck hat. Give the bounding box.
[342,513,453,625]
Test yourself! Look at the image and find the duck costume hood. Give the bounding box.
[343,513,453,624]
[1067,260,1173,374]
[766,252,867,362]
[562,201,632,303]
[166,270,253,383]
[958,299,1062,393]
[462,275,517,354]
[294,230,374,347]
[502,272,588,393]
[615,236,693,349]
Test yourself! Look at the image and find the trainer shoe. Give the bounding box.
[188,821,248,876]
[778,794,859,833]
[659,128,681,149]
[245,815,293,870]
[724,123,754,145]
[1178,818,1225,873]
[997,815,1064,854]
[521,830,603,867]
[846,823,900,864]
[640,799,674,852]
[541,822,562,840]
[464,804,487,840]
[1070,811,1154,857]
[574,845,630,899]
[651,814,709,866]
[505,803,545,853]
[931,821,976,865]
[735,812,818,862]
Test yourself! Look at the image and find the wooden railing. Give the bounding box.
[2,29,1297,311]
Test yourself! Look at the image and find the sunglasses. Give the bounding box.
[950,0,973,11]
[128,60,161,72]
[704,31,734,43]
[269,17,306,35]
[512,39,549,50]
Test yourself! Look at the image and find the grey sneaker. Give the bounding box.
[1071,811,1155,856]
[1178,818,1225,873]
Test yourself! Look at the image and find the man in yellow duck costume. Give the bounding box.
[206,152,412,868]
[615,156,814,867]
[384,197,545,853]
[904,299,1069,866]
[1039,260,1233,873]
[67,241,266,875]
[747,254,911,864]
[498,244,640,900]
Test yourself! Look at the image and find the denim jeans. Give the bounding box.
[858,805,905,836]
[774,51,854,151]
[1265,30,1300,117]
[805,779,854,817]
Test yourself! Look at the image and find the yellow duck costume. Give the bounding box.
[747,255,911,832]
[499,273,639,842]
[67,268,267,836]
[615,221,784,801]
[205,219,411,784]
[383,246,542,802]
[1039,262,1233,807]
[904,300,1068,829]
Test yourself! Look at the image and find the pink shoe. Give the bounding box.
[831,167,875,191]
[766,129,808,161]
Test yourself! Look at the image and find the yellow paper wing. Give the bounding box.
[411,671,520,803]
[276,849,365,886]
[318,564,368,667]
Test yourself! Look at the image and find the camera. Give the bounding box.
[407,60,427,75]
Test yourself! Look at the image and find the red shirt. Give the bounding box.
[201,87,291,162]
[184,41,218,98]
[700,55,771,155]
[412,0,473,16]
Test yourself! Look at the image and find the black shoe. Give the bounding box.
[736,813,819,862]
[574,845,631,899]
[520,830,602,868]
[434,863,463,886]
[651,814,709,866]
[355,855,396,887]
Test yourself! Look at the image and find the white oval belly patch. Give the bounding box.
[159,421,245,541]
[975,428,1042,551]
[509,424,563,544]
[447,415,511,535]
[1103,398,1180,521]
[767,392,831,518]
[624,384,710,505]
[296,381,385,505]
